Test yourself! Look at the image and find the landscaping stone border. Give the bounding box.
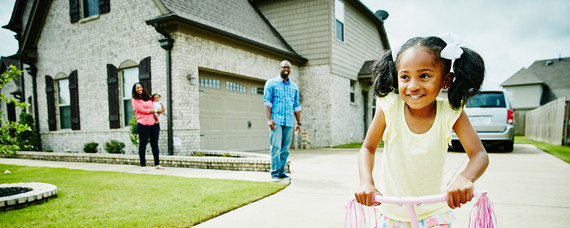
[0,182,57,211]
[3,151,289,172]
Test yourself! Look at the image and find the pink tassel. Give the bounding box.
[469,192,497,228]
[345,198,370,228]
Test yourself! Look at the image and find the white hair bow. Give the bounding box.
[438,32,464,72]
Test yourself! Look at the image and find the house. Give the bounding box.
[501,57,570,135]
[1,56,29,126]
[1,0,390,154]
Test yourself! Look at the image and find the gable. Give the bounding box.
[503,57,570,101]
[150,0,305,63]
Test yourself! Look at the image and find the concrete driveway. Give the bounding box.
[195,144,570,228]
[1,144,568,227]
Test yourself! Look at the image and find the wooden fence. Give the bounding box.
[525,97,569,145]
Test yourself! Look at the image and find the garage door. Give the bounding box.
[199,70,269,151]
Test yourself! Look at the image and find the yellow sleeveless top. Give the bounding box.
[376,93,462,221]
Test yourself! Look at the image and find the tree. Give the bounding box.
[16,112,41,151]
[1,65,30,156]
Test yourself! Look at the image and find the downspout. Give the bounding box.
[18,54,26,103]
[151,23,174,155]
[25,64,42,150]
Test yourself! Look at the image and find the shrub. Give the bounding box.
[45,149,53,152]
[0,65,29,157]
[83,142,99,153]
[129,116,139,147]
[104,140,125,154]
[16,112,41,151]
[193,152,205,156]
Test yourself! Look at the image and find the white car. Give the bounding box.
[451,91,515,152]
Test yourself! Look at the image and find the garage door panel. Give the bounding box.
[248,102,265,113]
[199,71,268,151]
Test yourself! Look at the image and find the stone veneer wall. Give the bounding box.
[297,65,332,148]
[35,0,165,153]
[330,74,365,146]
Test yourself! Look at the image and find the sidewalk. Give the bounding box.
[1,144,569,227]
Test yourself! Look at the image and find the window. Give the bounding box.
[335,0,345,42]
[82,0,100,18]
[251,87,264,95]
[122,68,138,127]
[199,78,221,89]
[58,79,71,129]
[350,80,355,103]
[69,0,110,23]
[226,81,246,93]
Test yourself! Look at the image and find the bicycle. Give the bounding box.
[346,189,496,228]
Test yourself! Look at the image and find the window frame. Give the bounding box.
[57,78,72,130]
[350,80,355,103]
[199,78,221,89]
[226,81,246,93]
[121,67,139,127]
[82,0,100,18]
[335,0,345,42]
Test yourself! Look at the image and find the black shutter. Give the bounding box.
[7,103,16,122]
[139,57,151,94]
[69,70,81,130]
[107,64,120,129]
[99,0,110,14]
[45,76,57,131]
[69,0,79,23]
[7,103,16,136]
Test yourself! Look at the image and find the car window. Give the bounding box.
[466,92,506,108]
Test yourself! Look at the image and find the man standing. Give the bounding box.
[263,60,301,181]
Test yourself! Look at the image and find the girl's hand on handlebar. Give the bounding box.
[354,184,381,207]
[447,175,474,209]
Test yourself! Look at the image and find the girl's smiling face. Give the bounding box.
[397,47,449,112]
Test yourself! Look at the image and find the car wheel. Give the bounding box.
[451,141,464,152]
[502,140,513,152]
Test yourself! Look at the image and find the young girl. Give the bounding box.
[354,34,489,227]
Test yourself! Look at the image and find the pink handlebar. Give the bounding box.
[346,189,493,228]
[373,189,486,205]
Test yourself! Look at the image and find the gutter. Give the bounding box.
[147,22,174,156]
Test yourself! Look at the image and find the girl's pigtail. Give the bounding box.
[372,50,398,98]
[447,47,485,109]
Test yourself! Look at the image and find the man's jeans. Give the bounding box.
[269,125,293,178]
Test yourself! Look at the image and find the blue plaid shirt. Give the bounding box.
[264,76,301,127]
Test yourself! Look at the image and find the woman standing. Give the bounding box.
[131,83,164,171]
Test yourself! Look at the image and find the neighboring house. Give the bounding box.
[1,0,390,154]
[501,57,570,135]
[1,56,29,126]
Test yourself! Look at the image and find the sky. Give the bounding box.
[1,0,569,90]
[360,0,570,90]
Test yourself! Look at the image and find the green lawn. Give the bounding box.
[333,141,384,148]
[0,165,287,227]
[515,136,570,164]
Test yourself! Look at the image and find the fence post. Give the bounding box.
[562,101,570,146]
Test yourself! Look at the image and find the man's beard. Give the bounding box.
[280,72,289,78]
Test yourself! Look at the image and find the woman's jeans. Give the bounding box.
[137,123,160,167]
[269,125,293,178]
